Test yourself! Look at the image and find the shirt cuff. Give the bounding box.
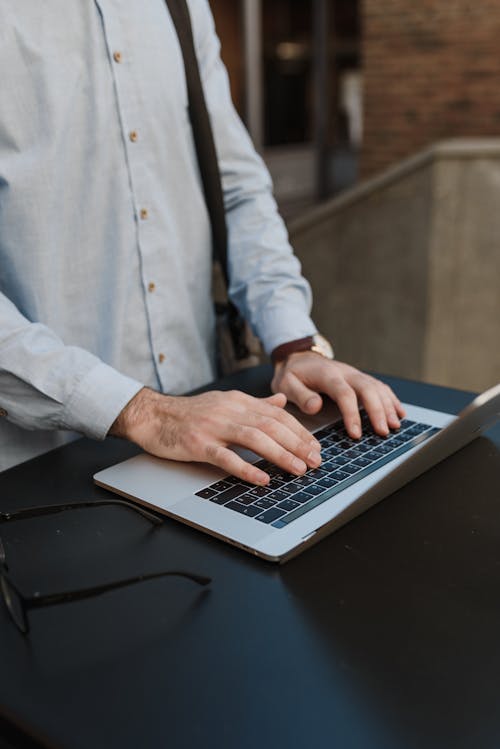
[257,306,318,356]
[62,362,144,440]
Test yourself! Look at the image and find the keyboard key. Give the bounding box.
[344,447,364,459]
[226,476,253,488]
[290,491,315,504]
[276,499,300,512]
[339,440,354,449]
[323,445,342,457]
[225,501,262,518]
[407,423,432,435]
[269,489,290,502]
[322,459,342,471]
[303,483,325,496]
[209,484,249,505]
[293,475,316,487]
[331,470,351,481]
[352,457,372,468]
[341,464,361,475]
[195,488,217,499]
[355,442,374,454]
[272,471,295,483]
[330,456,350,466]
[211,480,232,493]
[254,459,271,471]
[400,419,416,428]
[313,427,333,439]
[256,507,287,524]
[375,444,396,455]
[318,476,339,488]
[248,486,272,498]
[237,493,259,506]
[308,468,329,479]
[319,436,337,446]
[254,498,276,510]
[271,484,297,497]
[388,434,411,446]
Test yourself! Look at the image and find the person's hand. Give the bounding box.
[110,388,322,486]
[271,353,406,439]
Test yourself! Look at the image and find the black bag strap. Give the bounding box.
[165,0,249,359]
[165,0,228,277]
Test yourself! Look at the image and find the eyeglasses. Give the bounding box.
[0,499,211,634]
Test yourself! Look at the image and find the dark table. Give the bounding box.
[0,367,499,749]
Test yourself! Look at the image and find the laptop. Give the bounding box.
[94,383,500,563]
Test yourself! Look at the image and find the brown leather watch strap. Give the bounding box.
[271,336,314,365]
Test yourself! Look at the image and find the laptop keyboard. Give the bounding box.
[195,413,439,529]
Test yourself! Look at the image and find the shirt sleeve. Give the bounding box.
[0,293,143,439]
[189,0,318,355]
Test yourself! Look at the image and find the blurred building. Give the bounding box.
[210,0,362,216]
[210,0,500,214]
[362,0,500,177]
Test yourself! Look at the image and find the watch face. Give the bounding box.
[312,334,334,360]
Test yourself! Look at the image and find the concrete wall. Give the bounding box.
[288,139,500,393]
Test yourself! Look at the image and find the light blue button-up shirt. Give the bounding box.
[0,0,316,472]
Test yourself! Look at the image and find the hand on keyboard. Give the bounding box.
[272,355,406,439]
[111,388,322,486]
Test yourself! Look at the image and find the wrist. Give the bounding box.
[271,334,334,366]
[110,387,170,442]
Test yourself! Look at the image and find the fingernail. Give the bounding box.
[292,458,307,474]
[257,472,269,485]
[378,420,389,435]
[352,424,361,438]
[307,450,322,467]
[305,396,320,411]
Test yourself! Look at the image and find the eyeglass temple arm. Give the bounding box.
[22,570,211,610]
[0,500,163,525]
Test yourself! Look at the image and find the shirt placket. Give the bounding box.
[93,0,169,390]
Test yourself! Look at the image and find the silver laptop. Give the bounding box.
[94,384,500,563]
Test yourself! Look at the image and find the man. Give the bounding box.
[0,0,404,479]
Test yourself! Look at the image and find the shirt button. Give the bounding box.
[129,130,138,143]
[158,353,166,364]
[148,282,156,292]
[140,208,149,220]
[113,51,123,63]
[0,408,8,417]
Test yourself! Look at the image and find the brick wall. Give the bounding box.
[361,0,500,176]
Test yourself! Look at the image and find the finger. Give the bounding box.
[257,401,321,451]
[230,424,308,476]
[320,378,361,439]
[265,392,287,408]
[390,390,406,419]
[374,382,406,420]
[379,386,402,430]
[205,444,269,486]
[244,391,321,451]
[248,411,322,469]
[279,371,323,415]
[356,381,390,436]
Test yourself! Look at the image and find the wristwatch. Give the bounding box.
[271,334,334,365]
